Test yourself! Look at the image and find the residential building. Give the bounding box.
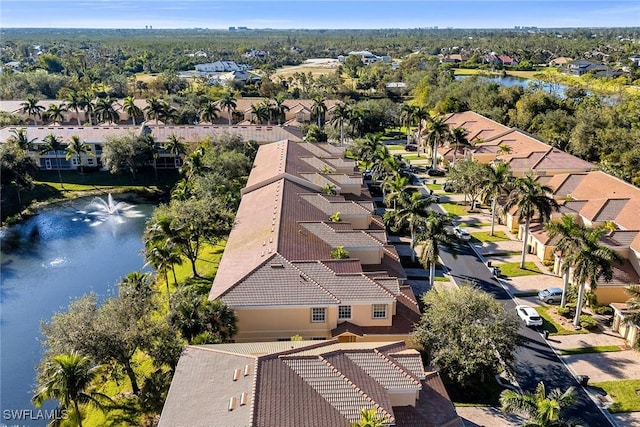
[159,340,462,427]
[208,140,419,343]
[338,51,390,66]
[195,60,246,72]
[548,57,573,67]
[566,60,610,76]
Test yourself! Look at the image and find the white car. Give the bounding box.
[516,305,543,327]
[453,226,471,241]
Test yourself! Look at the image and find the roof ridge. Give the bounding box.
[288,260,342,304]
[373,348,422,386]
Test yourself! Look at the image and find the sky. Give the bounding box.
[1,0,639,29]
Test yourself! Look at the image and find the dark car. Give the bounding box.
[427,168,446,177]
[405,144,418,152]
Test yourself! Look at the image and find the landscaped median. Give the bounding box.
[470,231,509,243]
[496,261,543,277]
[535,306,588,336]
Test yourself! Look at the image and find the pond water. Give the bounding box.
[455,74,569,97]
[0,196,153,425]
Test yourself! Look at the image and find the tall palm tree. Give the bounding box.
[311,96,327,127]
[479,162,513,236]
[331,101,351,145]
[65,135,92,176]
[449,126,470,165]
[160,100,178,125]
[545,215,588,307]
[44,103,67,125]
[349,108,366,138]
[383,173,411,210]
[144,97,164,124]
[400,104,418,143]
[272,94,290,125]
[40,133,65,188]
[141,134,161,181]
[414,106,430,155]
[144,242,183,306]
[219,91,237,125]
[500,382,578,427]
[165,133,188,168]
[504,175,559,269]
[32,351,108,427]
[79,93,94,126]
[7,128,37,151]
[250,103,269,125]
[384,192,435,263]
[122,96,142,126]
[418,211,458,287]
[94,97,119,124]
[20,96,45,125]
[424,116,449,170]
[66,91,83,125]
[565,226,622,327]
[199,100,220,124]
[180,147,207,180]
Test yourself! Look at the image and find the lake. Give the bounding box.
[0,196,152,426]
[455,74,569,97]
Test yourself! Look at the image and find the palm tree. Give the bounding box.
[20,96,45,125]
[545,215,588,307]
[623,286,640,331]
[40,133,65,189]
[479,162,513,237]
[504,175,559,269]
[171,178,194,201]
[65,135,92,176]
[400,104,418,143]
[349,108,366,138]
[384,192,435,263]
[383,173,411,210]
[141,134,161,181]
[144,242,183,306]
[199,100,220,124]
[144,97,164,124]
[32,351,108,427]
[500,382,578,427]
[165,133,188,168]
[331,101,351,145]
[79,93,94,126]
[311,96,327,127]
[250,103,269,125]
[7,128,36,151]
[414,106,430,155]
[180,147,206,180]
[94,97,120,124]
[44,103,67,125]
[272,94,290,125]
[418,211,457,287]
[424,116,449,170]
[349,408,386,427]
[566,226,622,327]
[219,91,237,125]
[66,91,83,125]
[122,96,142,126]
[159,100,178,125]
[449,126,470,165]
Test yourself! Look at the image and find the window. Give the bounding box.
[87,158,94,165]
[338,305,351,320]
[372,304,387,319]
[311,307,326,323]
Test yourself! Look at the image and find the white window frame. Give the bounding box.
[338,305,352,320]
[372,304,387,319]
[311,307,326,323]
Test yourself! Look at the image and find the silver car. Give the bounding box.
[538,287,563,304]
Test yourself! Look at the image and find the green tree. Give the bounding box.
[504,175,559,269]
[144,242,183,305]
[448,126,470,165]
[219,91,237,125]
[199,100,220,124]
[79,92,95,126]
[500,382,578,427]
[418,211,457,287]
[331,101,351,144]
[94,97,119,124]
[383,173,410,210]
[564,226,622,327]
[20,96,45,125]
[144,97,165,124]
[33,351,108,427]
[170,288,237,343]
[7,128,36,151]
[384,192,435,263]
[40,133,65,189]
[101,134,149,180]
[65,135,93,176]
[272,93,290,126]
[250,102,269,124]
[44,103,67,125]
[0,141,39,205]
[122,96,142,126]
[311,96,327,127]
[413,286,521,387]
[65,91,84,126]
[424,115,449,170]
[349,408,387,427]
[400,104,418,143]
[164,133,188,166]
[479,162,513,236]
[447,159,488,211]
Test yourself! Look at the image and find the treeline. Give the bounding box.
[32,133,254,425]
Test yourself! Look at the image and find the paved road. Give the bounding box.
[439,241,614,427]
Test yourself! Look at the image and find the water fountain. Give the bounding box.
[88,193,130,215]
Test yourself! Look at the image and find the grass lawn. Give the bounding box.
[590,379,640,413]
[459,222,492,228]
[471,231,509,243]
[401,155,425,161]
[441,202,467,216]
[434,276,450,282]
[426,183,442,191]
[559,345,622,355]
[387,145,405,151]
[536,306,588,336]
[497,261,542,277]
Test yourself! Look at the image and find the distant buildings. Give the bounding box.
[338,51,391,65]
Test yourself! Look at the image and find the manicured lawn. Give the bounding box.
[559,345,622,355]
[387,145,405,151]
[441,202,467,216]
[401,155,425,161]
[471,231,509,243]
[535,306,588,336]
[434,276,450,282]
[590,379,640,413]
[497,261,542,277]
[426,183,442,191]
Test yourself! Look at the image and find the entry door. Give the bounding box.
[45,159,52,170]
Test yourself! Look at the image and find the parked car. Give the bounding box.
[405,144,418,152]
[427,168,446,177]
[453,226,471,241]
[538,287,563,304]
[516,305,543,327]
[363,170,372,180]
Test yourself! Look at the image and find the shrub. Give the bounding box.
[594,306,614,316]
[330,246,349,259]
[557,306,573,319]
[579,315,599,331]
[542,259,555,267]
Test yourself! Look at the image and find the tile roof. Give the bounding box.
[301,222,385,249]
[344,352,421,389]
[595,258,640,288]
[593,199,631,222]
[298,193,372,217]
[600,230,640,249]
[443,111,511,142]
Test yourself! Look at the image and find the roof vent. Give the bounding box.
[233,369,242,381]
[244,364,252,376]
[240,392,249,406]
[271,263,284,269]
[228,396,238,411]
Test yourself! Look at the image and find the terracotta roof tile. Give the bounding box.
[593,199,631,222]
[600,230,640,249]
